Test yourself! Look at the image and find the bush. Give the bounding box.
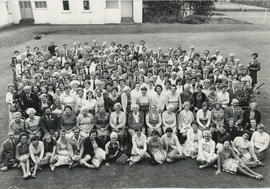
[143,1,214,24]
[183,15,209,24]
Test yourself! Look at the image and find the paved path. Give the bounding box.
[215,2,266,11]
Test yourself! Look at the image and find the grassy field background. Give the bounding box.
[0,23,269,188]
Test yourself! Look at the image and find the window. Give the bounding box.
[35,1,47,8]
[83,0,90,10]
[62,0,70,11]
[106,0,119,9]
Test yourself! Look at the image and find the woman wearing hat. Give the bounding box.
[248,53,260,87]
[109,103,126,149]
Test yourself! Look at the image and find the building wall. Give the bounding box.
[0,1,10,27]
[1,0,142,26]
[0,1,21,28]
[133,0,142,23]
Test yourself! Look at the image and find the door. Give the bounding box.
[19,1,33,19]
[121,0,133,18]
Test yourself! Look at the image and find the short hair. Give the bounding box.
[64,105,73,111]
[165,128,173,133]
[31,136,39,142]
[151,129,160,137]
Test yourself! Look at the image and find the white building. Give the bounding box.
[0,0,142,28]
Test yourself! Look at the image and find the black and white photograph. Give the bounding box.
[0,0,269,188]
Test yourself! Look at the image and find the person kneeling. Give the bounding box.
[162,128,184,162]
[80,129,106,169]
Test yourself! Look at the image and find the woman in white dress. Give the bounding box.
[82,91,97,115]
[50,130,73,171]
[129,128,148,166]
[178,101,194,142]
[162,128,183,162]
[182,122,203,158]
[162,104,177,134]
[77,106,95,138]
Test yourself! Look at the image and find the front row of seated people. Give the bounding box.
[1,116,268,180]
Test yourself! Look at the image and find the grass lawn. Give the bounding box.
[0,23,269,188]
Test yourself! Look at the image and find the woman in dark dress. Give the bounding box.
[193,84,207,112]
[248,53,260,87]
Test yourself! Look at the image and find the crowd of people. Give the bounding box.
[0,40,269,180]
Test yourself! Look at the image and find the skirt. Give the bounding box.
[152,149,166,164]
[222,158,240,174]
[91,148,106,167]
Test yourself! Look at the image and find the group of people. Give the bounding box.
[0,40,268,180]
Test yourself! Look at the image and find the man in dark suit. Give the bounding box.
[0,132,18,171]
[40,107,59,138]
[20,86,40,117]
[225,99,243,126]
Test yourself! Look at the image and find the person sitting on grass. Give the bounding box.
[105,132,129,166]
[29,136,44,178]
[79,129,106,169]
[162,128,184,162]
[232,132,263,168]
[182,122,203,158]
[42,133,56,167]
[216,141,263,180]
[129,128,148,166]
[147,130,166,165]
[197,130,217,169]
[16,133,31,179]
[0,131,19,172]
[50,130,73,171]
[250,124,269,161]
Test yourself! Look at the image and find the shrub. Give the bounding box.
[143,0,214,24]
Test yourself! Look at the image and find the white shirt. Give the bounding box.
[251,131,270,151]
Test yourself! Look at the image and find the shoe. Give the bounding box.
[50,165,55,172]
[0,166,8,171]
[32,173,36,179]
[12,163,18,168]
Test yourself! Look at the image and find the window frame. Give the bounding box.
[34,1,47,9]
[105,0,119,9]
[83,0,90,10]
[62,0,70,11]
